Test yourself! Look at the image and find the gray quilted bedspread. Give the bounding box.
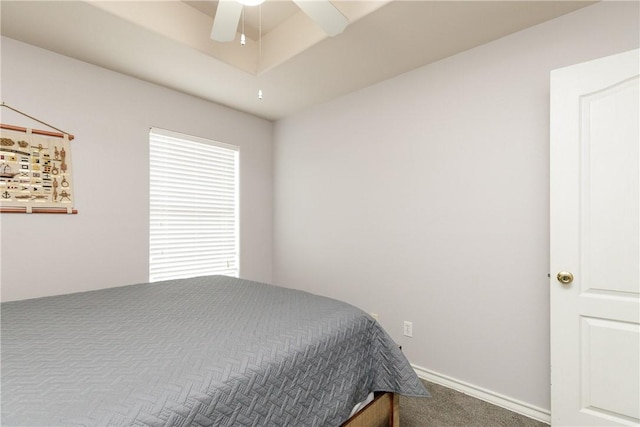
[1,276,427,426]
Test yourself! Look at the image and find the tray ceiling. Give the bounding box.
[1,1,595,120]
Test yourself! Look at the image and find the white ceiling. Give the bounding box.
[1,1,594,121]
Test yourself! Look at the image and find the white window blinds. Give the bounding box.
[149,128,239,282]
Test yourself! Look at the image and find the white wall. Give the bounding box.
[0,37,273,302]
[273,1,639,412]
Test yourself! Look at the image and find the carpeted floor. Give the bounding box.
[400,380,548,427]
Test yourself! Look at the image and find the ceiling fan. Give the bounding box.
[211,0,349,42]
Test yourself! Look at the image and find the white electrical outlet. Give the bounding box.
[370,313,379,321]
[403,321,413,337]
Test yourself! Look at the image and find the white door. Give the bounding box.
[550,49,640,426]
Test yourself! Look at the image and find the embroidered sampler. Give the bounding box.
[0,128,74,211]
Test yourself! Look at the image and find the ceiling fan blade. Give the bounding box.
[292,0,349,37]
[211,0,243,43]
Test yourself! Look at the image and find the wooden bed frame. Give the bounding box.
[341,392,399,427]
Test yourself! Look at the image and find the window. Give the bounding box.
[149,128,239,282]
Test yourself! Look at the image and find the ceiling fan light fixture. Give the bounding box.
[236,0,265,6]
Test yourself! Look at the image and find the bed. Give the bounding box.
[1,275,428,426]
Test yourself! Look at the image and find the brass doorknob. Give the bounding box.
[557,271,574,284]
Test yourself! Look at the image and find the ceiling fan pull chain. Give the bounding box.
[240,7,246,46]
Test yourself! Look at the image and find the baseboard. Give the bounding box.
[411,364,551,425]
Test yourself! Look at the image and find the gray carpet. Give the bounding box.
[400,380,549,427]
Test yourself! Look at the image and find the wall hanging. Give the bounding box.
[1,102,77,214]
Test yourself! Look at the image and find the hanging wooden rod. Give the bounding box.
[1,102,74,140]
[0,124,75,141]
[0,206,78,214]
